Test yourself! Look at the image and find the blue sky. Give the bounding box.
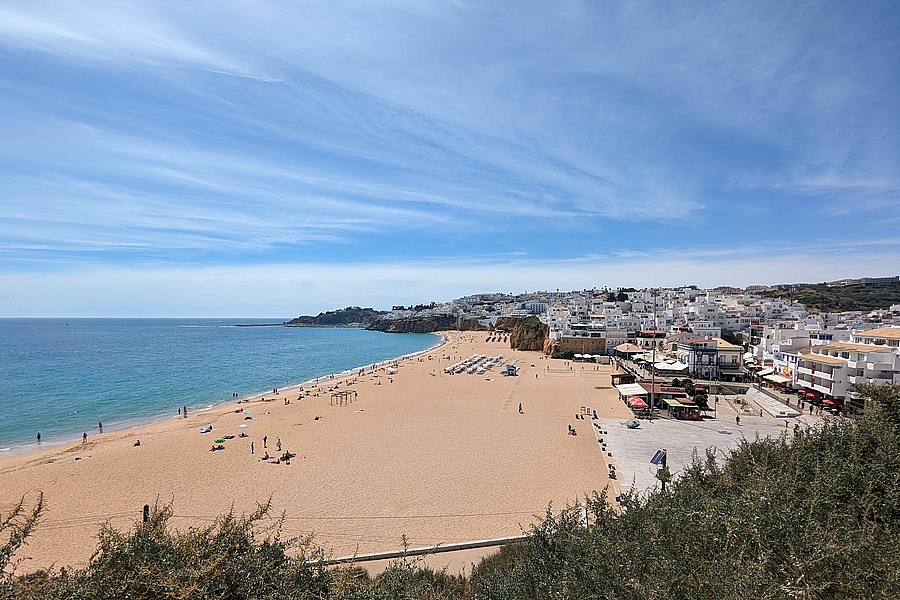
[2,1,899,317]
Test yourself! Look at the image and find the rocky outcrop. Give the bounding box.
[459,318,490,332]
[496,316,548,352]
[543,338,560,356]
[286,307,385,327]
[366,315,458,333]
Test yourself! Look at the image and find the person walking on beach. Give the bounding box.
[518,403,523,414]
[735,415,741,426]
[183,405,188,418]
[36,432,41,443]
[276,437,282,452]
[82,432,88,443]
[98,421,103,434]
[251,441,255,455]
[263,436,267,448]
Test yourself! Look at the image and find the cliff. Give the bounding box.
[366,315,457,333]
[495,315,548,351]
[365,316,489,333]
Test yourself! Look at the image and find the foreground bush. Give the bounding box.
[3,384,900,599]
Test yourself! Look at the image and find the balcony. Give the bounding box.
[813,383,832,395]
[814,370,834,381]
[867,362,894,371]
[798,366,814,376]
[850,375,891,386]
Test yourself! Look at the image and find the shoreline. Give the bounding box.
[0,331,446,460]
[1,331,629,574]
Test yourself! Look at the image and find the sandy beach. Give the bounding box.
[0,331,632,574]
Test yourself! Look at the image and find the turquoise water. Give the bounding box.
[0,319,438,452]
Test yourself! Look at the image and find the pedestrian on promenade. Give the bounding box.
[735,415,741,426]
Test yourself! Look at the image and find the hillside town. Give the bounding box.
[385,277,900,416]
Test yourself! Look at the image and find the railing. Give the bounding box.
[815,370,834,381]
[313,535,529,566]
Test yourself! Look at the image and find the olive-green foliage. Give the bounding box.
[761,282,900,314]
[5,499,334,600]
[692,393,709,409]
[5,385,900,599]
[0,492,44,595]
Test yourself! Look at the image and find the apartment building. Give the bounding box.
[791,327,900,413]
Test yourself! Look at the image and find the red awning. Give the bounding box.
[823,399,842,406]
[627,396,649,409]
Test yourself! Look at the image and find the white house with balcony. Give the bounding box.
[795,348,849,400]
[794,331,900,414]
[674,337,742,380]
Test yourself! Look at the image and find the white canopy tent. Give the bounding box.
[654,360,689,372]
[615,383,648,398]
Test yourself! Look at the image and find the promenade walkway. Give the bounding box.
[600,361,831,494]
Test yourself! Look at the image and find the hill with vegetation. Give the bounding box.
[285,306,385,327]
[762,281,900,313]
[4,384,900,599]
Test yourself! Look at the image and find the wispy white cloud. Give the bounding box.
[1,1,898,315]
[3,240,899,317]
[0,3,259,77]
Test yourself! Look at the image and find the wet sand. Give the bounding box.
[0,331,631,573]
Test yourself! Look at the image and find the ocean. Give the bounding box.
[0,319,438,453]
